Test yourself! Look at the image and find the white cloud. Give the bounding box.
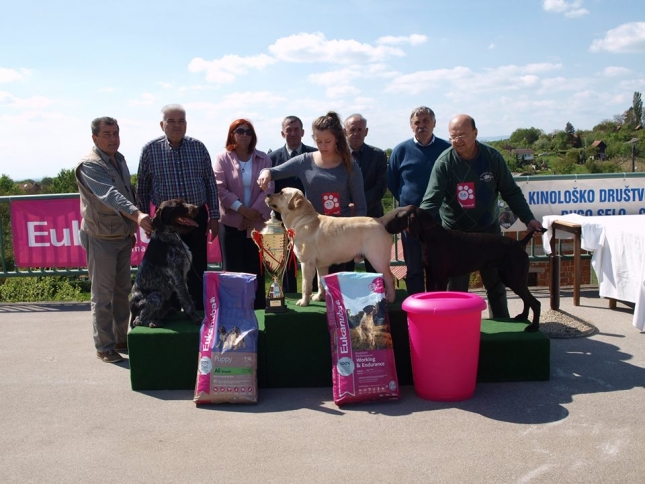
[542,0,589,18]
[98,87,116,93]
[308,67,362,86]
[0,67,30,83]
[326,85,361,98]
[488,43,495,50]
[590,22,645,53]
[600,66,631,77]
[159,81,172,88]
[188,54,276,83]
[269,32,405,64]
[385,63,563,95]
[376,34,427,46]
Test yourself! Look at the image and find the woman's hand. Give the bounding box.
[239,206,262,222]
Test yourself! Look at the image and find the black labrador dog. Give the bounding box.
[130,199,203,328]
[380,205,542,332]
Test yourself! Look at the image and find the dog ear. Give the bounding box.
[152,206,166,230]
[288,191,304,210]
[380,206,412,234]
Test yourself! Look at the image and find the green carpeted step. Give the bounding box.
[128,290,549,391]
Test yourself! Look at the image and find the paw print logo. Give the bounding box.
[457,184,474,202]
[323,193,340,211]
[368,277,385,294]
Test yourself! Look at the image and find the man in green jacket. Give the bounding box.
[420,114,543,317]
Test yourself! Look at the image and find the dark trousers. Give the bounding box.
[220,224,266,310]
[401,230,424,295]
[179,205,208,311]
[281,255,300,294]
[363,259,376,273]
[448,269,509,318]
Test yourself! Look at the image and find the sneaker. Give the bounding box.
[114,342,128,353]
[96,350,124,364]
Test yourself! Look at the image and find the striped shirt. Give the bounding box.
[77,148,138,215]
[137,135,220,219]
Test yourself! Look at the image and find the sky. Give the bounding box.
[1,0,644,181]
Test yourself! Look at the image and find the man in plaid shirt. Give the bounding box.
[137,104,220,310]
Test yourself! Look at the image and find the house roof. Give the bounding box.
[590,140,605,148]
[511,149,534,155]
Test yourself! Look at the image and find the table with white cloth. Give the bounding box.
[542,213,645,331]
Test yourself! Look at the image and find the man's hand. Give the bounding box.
[136,212,154,233]
[207,219,220,241]
[526,218,545,236]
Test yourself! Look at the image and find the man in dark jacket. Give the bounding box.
[345,113,388,273]
[268,116,317,292]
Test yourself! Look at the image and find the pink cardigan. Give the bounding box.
[213,149,275,237]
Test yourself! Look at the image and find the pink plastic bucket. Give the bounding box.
[402,292,486,401]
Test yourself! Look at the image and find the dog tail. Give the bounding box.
[519,228,546,247]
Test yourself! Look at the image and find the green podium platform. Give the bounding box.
[128,290,550,391]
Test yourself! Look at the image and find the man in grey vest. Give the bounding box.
[76,117,153,364]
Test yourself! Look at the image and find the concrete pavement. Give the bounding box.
[0,287,644,484]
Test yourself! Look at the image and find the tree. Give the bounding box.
[509,127,543,147]
[623,107,639,128]
[44,168,78,194]
[633,91,643,126]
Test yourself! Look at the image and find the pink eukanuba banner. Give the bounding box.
[10,198,221,268]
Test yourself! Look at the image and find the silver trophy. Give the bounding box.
[251,211,295,313]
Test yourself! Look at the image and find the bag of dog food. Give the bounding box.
[193,272,259,405]
[321,272,399,406]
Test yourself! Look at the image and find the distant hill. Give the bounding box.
[480,135,509,142]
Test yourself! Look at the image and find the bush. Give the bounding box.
[0,276,86,302]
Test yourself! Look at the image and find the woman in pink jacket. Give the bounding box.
[213,119,274,309]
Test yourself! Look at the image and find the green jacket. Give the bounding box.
[420,142,535,234]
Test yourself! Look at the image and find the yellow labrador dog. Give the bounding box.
[265,187,395,306]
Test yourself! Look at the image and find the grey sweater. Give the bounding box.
[268,152,367,217]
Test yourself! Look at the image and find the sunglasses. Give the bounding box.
[234,128,253,136]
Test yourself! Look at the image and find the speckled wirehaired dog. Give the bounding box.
[130,199,203,328]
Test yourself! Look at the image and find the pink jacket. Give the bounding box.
[213,149,275,237]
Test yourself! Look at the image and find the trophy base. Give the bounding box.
[265,297,288,313]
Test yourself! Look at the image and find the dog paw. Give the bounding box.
[130,317,141,328]
[296,298,310,307]
[312,292,325,302]
[524,324,539,333]
[148,321,164,328]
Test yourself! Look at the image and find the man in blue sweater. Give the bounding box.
[387,106,450,294]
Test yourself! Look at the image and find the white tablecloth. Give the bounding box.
[542,214,645,331]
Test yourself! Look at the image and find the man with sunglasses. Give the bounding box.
[268,115,317,293]
[387,106,450,295]
[137,104,220,311]
[421,114,543,318]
